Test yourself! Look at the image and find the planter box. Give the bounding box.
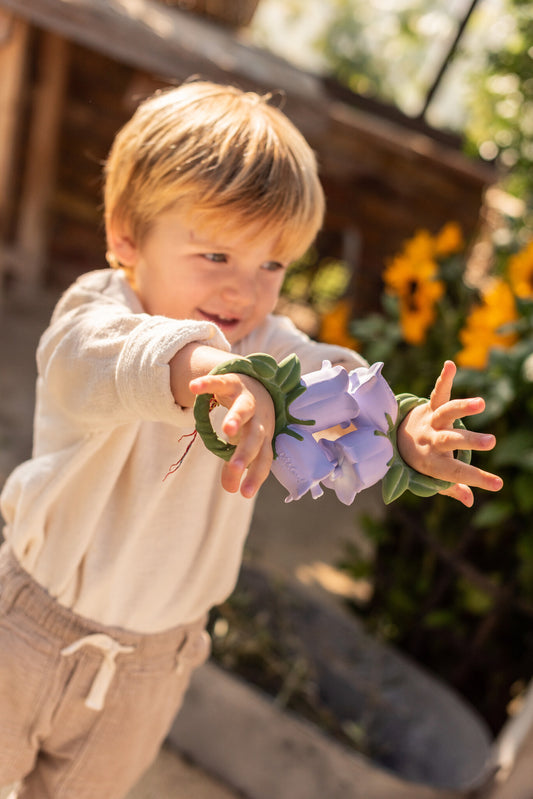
[169,566,494,799]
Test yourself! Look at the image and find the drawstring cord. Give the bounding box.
[61,634,135,711]
[60,627,210,711]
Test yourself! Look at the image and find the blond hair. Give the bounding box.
[104,80,324,263]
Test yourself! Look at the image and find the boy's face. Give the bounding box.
[117,207,290,344]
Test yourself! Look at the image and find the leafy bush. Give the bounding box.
[328,223,533,731]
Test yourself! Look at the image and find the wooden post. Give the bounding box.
[0,11,29,242]
[14,30,69,293]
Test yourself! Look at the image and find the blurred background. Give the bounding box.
[0,0,532,795]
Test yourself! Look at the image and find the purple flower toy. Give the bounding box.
[271,361,397,504]
[193,352,470,505]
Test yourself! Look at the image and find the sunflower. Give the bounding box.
[398,276,446,345]
[456,279,518,369]
[319,298,359,350]
[508,240,533,299]
[403,229,435,262]
[383,253,445,345]
[434,222,464,257]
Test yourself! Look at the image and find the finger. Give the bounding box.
[220,430,259,494]
[240,440,274,498]
[189,375,246,434]
[225,420,272,482]
[438,483,474,508]
[430,429,496,454]
[221,431,272,496]
[221,458,245,494]
[429,360,456,411]
[222,392,256,439]
[432,396,485,429]
[426,456,503,492]
[189,374,226,396]
[189,373,243,403]
[190,375,256,439]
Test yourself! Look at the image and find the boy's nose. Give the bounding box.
[221,273,256,307]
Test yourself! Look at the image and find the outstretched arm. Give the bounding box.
[396,360,504,507]
[170,343,275,498]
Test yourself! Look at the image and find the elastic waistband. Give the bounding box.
[0,542,207,659]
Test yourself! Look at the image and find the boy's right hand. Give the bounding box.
[189,372,276,499]
[397,360,503,506]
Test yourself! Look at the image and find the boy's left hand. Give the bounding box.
[397,360,504,507]
[189,371,276,499]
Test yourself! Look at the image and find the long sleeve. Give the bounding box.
[1,271,370,635]
[36,270,231,438]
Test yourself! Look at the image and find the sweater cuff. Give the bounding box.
[115,316,230,425]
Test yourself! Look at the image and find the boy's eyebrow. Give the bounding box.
[188,228,228,249]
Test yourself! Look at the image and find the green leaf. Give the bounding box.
[409,473,449,497]
[457,578,494,616]
[381,292,400,318]
[423,610,456,629]
[382,463,409,504]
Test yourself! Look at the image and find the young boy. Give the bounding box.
[0,80,502,799]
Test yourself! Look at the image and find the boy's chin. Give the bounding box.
[223,326,244,345]
[214,318,257,344]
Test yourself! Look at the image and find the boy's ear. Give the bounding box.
[106,218,138,267]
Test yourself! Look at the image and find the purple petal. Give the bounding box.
[271,428,336,503]
[319,427,393,505]
[270,361,397,505]
[349,362,398,432]
[288,360,358,432]
[321,458,365,505]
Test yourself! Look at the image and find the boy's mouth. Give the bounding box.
[199,310,240,330]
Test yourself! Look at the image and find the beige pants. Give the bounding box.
[0,544,210,799]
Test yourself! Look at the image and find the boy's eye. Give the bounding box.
[261,261,285,272]
[204,253,227,263]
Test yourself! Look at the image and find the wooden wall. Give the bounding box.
[0,2,496,311]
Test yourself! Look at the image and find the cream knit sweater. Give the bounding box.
[1,269,365,633]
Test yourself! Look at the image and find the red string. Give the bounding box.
[163,430,198,480]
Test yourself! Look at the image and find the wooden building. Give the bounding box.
[0,0,496,312]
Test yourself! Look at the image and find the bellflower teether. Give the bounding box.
[193,353,470,506]
[271,361,397,504]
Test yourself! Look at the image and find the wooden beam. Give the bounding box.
[0,0,495,185]
[15,31,69,290]
[0,0,497,308]
[0,0,321,102]
[0,11,29,239]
